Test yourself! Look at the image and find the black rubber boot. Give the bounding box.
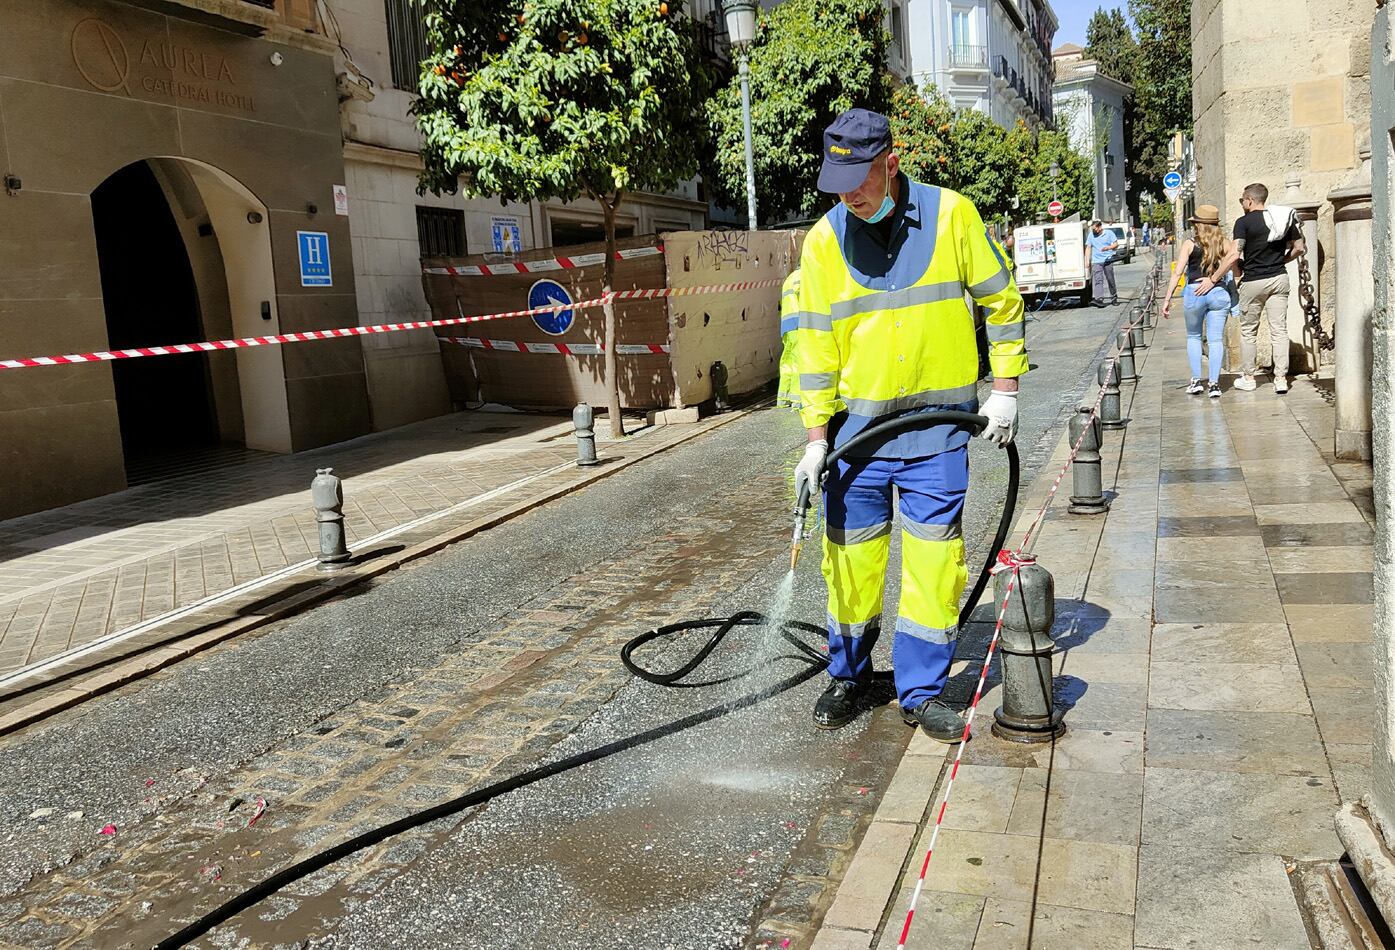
[902,698,967,744]
[813,678,867,730]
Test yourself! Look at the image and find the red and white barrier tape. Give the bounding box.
[895,306,1150,950]
[437,337,669,355]
[0,278,780,372]
[423,245,663,277]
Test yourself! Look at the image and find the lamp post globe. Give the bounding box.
[723,0,760,232]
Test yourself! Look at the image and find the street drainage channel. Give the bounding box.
[155,413,1020,949]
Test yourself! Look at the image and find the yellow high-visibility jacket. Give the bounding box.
[793,177,1027,458]
[776,269,802,409]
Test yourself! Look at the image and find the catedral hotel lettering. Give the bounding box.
[0,0,370,519]
[70,17,257,111]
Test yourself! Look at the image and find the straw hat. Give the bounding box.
[1188,204,1221,226]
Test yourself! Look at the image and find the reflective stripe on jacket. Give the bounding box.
[776,269,802,409]
[793,176,1027,458]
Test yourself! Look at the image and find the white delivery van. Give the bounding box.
[1012,215,1092,306]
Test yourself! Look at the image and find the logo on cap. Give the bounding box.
[829,145,852,156]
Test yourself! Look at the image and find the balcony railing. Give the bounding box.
[948,44,988,69]
[994,55,1009,79]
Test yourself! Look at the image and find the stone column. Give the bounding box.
[1335,7,1395,926]
[1284,174,1323,375]
[1330,145,1374,461]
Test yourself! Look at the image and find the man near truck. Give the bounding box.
[788,108,1027,743]
[1087,220,1120,307]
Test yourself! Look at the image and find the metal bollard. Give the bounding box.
[1067,409,1110,515]
[1098,359,1125,429]
[1130,323,1147,350]
[311,468,351,569]
[573,403,598,466]
[711,360,731,412]
[991,554,1066,743]
[1116,330,1138,382]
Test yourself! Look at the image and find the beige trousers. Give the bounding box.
[1238,274,1291,378]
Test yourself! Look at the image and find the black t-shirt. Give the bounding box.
[1233,209,1300,282]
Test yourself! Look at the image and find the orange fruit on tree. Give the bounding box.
[659,2,668,14]
[434,64,446,75]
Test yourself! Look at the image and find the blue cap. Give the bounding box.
[817,108,892,194]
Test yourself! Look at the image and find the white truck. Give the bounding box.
[1011,216,1092,306]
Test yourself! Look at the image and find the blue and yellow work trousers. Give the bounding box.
[822,447,968,711]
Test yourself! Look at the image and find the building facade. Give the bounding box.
[901,0,1056,129]
[0,0,369,519]
[0,0,710,520]
[1052,44,1131,223]
[1192,0,1371,356]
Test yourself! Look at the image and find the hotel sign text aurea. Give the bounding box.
[70,17,256,113]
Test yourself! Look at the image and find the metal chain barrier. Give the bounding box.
[1297,252,1334,351]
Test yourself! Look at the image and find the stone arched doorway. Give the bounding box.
[89,157,292,477]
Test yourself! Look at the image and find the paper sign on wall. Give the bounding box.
[333,185,349,216]
[492,216,522,254]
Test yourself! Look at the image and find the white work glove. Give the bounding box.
[979,391,1019,446]
[794,439,829,500]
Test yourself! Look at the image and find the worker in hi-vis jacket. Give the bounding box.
[789,108,1027,743]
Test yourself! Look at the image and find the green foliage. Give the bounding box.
[889,82,1093,224]
[413,0,708,205]
[1016,129,1095,222]
[888,84,1018,222]
[703,0,891,221]
[1129,0,1191,195]
[1084,9,1137,85]
[1143,200,1174,231]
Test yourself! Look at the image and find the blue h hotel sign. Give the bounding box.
[297,231,332,287]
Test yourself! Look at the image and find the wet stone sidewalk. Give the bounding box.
[816,309,1374,949]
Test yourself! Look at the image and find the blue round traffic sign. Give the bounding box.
[529,279,574,336]
[1163,171,1182,190]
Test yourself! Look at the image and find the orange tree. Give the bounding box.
[888,84,1022,224]
[413,0,707,437]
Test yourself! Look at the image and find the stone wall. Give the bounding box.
[1191,0,1373,359]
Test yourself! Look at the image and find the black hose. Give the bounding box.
[157,414,1021,949]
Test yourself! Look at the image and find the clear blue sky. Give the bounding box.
[1052,0,1129,48]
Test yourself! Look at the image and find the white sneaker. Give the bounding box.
[1274,377,1289,394]
[1209,383,1222,399]
[1233,376,1258,392]
[1186,378,1204,395]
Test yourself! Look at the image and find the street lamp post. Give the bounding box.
[723,0,759,231]
[1049,159,1061,204]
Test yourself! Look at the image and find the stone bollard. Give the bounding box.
[991,554,1066,743]
[1116,330,1138,382]
[711,360,731,412]
[1099,360,1125,429]
[573,403,599,466]
[1067,409,1110,515]
[311,468,351,570]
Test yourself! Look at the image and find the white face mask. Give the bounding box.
[852,158,895,224]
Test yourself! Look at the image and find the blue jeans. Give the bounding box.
[1183,284,1231,383]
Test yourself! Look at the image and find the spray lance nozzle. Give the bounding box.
[791,480,814,573]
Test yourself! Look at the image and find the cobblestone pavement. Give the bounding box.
[0,267,1139,949]
[0,408,660,677]
[819,291,1378,950]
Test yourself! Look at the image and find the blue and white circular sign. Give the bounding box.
[1163,171,1183,190]
[529,279,575,336]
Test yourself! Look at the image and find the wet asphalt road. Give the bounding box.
[0,261,1145,948]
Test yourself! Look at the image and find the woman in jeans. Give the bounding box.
[1162,205,1238,398]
